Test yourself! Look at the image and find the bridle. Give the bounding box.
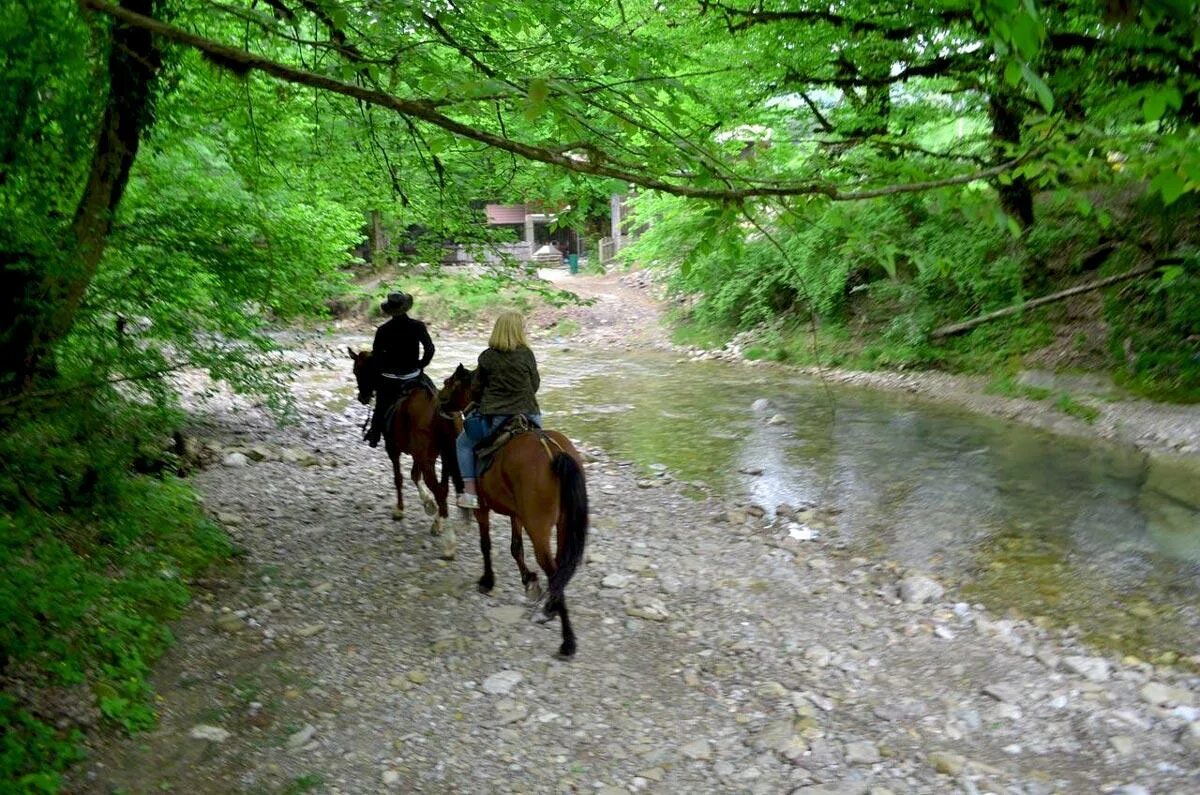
[435,375,471,421]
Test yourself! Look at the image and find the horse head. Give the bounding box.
[436,363,474,413]
[347,347,375,405]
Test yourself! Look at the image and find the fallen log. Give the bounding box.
[930,261,1163,339]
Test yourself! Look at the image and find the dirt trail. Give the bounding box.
[69,274,1200,795]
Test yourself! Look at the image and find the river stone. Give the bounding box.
[844,740,881,765]
[295,622,327,638]
[286,724,316,749]
[1109,735,1135,755]
[382,770,400,786]
[928,751,967,776]
[489,605,526,625]
[898,575,944,604]
[492,699,528,725]
[189,724,231,742]
[1179,721,1200,750]
[1140,681,1195,707]
[981,682,1022,704]
[625,599,670,621]
[482,670,523,695]
[751,398,771,411]
[1062,655,1111,683]
[680,739,711,760]
[222,452,249,467]
[602,573,633,589]
[756,681,788,699]
[767,414,787,425]
[804,645,833,668]
[214,613,244,633]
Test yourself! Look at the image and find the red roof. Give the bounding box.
[485,204,527,225]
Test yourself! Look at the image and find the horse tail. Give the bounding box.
[549,452,588,599]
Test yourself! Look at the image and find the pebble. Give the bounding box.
[481,670,523,695]
[74,335,1200,795]
[928,751,966,776]
[188,725,231,743]
[286,724,316,749]
[1063,655,1111,683]
[898,575,944,604]
[680,739,711,760]
[1139,681,1195,707]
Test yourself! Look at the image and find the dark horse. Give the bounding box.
[437,364,589,658]
[349,349,462,559]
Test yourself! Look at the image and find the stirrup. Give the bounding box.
[456,493,479,509]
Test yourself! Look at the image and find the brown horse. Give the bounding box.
[437,364,589,659]
[349,349,461,559]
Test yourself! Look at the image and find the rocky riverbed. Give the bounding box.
[71,336,1200,795]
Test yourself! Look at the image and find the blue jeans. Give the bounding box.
[456,413,542,480]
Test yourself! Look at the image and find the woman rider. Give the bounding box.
[455,311,541,508]
[366,291,435,448]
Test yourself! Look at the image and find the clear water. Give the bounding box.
[349,337,1200,660]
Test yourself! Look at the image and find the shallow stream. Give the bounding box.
[331,336,1200,661]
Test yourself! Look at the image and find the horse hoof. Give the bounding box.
[532,607,555,625]
[391,508,404,521]
[477,577,495,593]
[430,516,444,536]
[524,580,544,602]
[556,645,576,660]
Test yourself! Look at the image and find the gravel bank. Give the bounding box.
[71,342,1199,794]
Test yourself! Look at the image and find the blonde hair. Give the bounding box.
[489,311,529,351]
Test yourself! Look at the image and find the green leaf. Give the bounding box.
[525,77,550,121]
[1020,63,1053,112]
[1150,169,1187,205]
[1142,87,1182,122]
[1003,59,1022,87]
[1160,265,1184,286]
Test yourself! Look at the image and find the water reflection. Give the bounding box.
[527,346,1200,657]
[330,334,1199,656]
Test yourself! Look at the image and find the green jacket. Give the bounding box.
[473,346,540,416]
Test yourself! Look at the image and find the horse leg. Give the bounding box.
[415,459,438,518]
[528,526,557,625]
[476,508,495,593]
[422,460,455,559]
[390,451,405,520]
[529,521,576,659]
[509,517,541,601]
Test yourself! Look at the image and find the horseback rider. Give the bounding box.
[455,311,541,508]
[366,291,435,448]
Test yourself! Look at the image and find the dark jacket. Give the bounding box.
[372,315,434,375]
[473,346,540,415]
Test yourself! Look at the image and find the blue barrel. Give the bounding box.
[567,254,579,274]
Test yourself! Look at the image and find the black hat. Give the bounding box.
[381,292,413,314]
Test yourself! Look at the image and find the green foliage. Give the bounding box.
[0,391,229,790]
[396,271,583,329]
[1105,261,1200,402]
[1055,392,1100,423]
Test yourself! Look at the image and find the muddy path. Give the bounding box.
[70,272,1199,794]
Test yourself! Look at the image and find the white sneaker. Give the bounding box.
[456,493,479,509]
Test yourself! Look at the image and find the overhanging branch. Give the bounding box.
[80,0,1033,202]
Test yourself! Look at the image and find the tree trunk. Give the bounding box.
[0,0,163,400]
[988,90,1034,228]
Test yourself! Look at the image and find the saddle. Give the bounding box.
[473,414,542,478]
[365,373,438,445]
[381,373,437,421]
